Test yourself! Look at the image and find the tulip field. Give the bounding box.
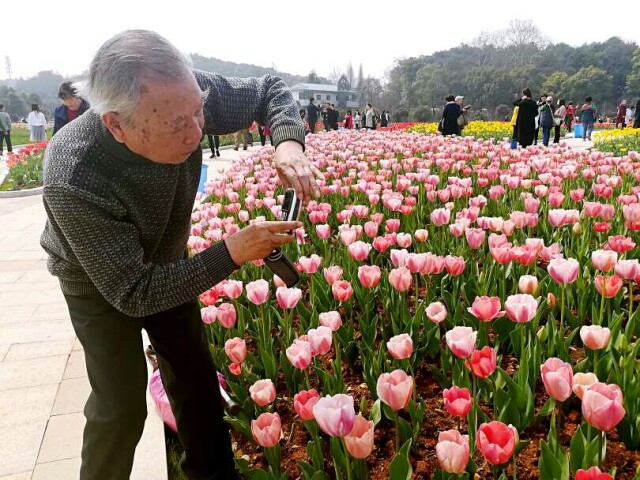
[189,130,640,479]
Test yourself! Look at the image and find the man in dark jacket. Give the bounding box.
[306,97,320,133]
[328,103,339,130]
[513,88,538,147]
[53,82,90,135]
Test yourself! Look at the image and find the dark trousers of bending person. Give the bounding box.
[257,126,272,146]
[206,134,220,158]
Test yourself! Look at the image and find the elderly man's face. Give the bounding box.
[106,75,205,164]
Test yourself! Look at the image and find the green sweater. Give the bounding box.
[40,70,305,317]
[0,111,11,131]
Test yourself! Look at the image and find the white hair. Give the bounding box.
[78,30,193,120]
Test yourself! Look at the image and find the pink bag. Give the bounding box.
[149,370,178,432]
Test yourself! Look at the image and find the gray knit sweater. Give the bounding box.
[40,70,305,317]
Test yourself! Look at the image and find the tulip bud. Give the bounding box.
[536,325,548,342]
[572,223,583,235]
[546,292,556,308]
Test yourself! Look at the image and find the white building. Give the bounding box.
[290,83,359,108]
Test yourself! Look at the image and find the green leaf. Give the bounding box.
[539,439,569,480]
[389,440,413,480]
[370,399,382,425]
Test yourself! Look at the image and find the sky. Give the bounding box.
[2,0,639,82]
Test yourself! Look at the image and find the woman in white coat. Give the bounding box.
[27,104,47,142]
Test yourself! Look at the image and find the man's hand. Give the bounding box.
[274,140,323,203]
[224,221,302,266]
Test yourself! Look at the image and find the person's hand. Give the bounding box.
[273,140,322,203]
[224,221,302,265]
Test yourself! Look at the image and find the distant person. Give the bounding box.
[553,99,567,144]
[353,110,362,129]
[441,94,461,136]
[455,96,468,134]
[344,110,353,129]
[299,109,308,134]
[365,103,375,129]
[538,96,555,146]
[564,101,575,132]
[580,96,596,141]
[321,104,330,131]
[258,124,272,146]
[328,103,339,130]
[0,104,12,156]
[634,100,640,128]
[27,104,47,142]
[306,98,320,134]
[615,100,627,129]
[533,94,546,145]
[380,110,390,128]
[625,105,634,127]
[53,82,90,135]
[233,129,249,150]
[513,88,538,147]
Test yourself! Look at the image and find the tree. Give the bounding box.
[356,64,364,89]
[542,71,570,99]
[346,63,355,90]
[306,70,320,83]
[625,49,640,99]
[564,66,612,109]
[336,74,351,108]
[328,68,343,85]
[412,64,450,110]
[359,77,383,106]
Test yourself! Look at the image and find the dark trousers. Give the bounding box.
[206,134,220,153]
[308,118,317,134]
[553,124,562,143]
[257,126,272,146]
[533,126,540,144]
[565,115,573,132]
[0,131,12,153]
[64,292,236,480]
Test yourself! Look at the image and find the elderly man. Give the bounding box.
[40,30,321,480]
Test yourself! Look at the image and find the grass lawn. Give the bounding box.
[7,125,52,147]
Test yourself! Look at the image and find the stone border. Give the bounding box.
[0,185,44,198]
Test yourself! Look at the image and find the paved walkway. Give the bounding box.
[0,144,258,480]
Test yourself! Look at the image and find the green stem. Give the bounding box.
[599,277,606,326]
[598,430,604,468]
[395,412,400,452]
[629,281,634,330]
[559,286,565,340]
[343,438,353,480]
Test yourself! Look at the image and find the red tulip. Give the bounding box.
[319,311,342,331]
[466,346,497,379]
[199,287,219,306]
[313,394,356,437]
[386,333,413,360]
[547,258,579,284]
[376,369,413,411]
[249,379,276,406]
[446,326,477,359]
[332,280,354,301]
[294,389,320,421]
[224,337,246,364]
[580,325,611,350]
[594,274,623,298]
[575,466,614,480]
[467,296,505,322]
[436,430,470,474]
[476,421,518,465]
[540,357,573,402]
[582,382,625,432]
[324,266,344,285]
[388,267,412,292]
[344,416,375,459]
[251,412,281,448]
[358,265,382,288]
[443,386,472,417]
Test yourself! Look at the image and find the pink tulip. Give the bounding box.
[390,248,409,268]
[372,236,391,252]
[580,325,611,350]
[294,389,320,421]
[316,224,331,239]
[476,421,518,465]
[465,228,485,249]
[286,339,312,369]
[396,233,412,248]
[466,346,497,378]
[339,229,357,246]
[200,306,217,325]
[348,241,372,261]
[249,379,276,406]
[364,221,379,238]
[324,266,344,285]
[430,208,451,226]
[426,301,448,323]
[251,412,281,448]
[246,279,270,305]
[547,258,579,284]
[414,229,429,242]
[446,326,477,359]
[595,274,623,298]
[605,235,636,254]
[405,253,427,274]
[224,337,246,364]
[313,394,356,437]
[582,382,625,432]
[504,294,538,323]
[344,416,375,459]
[222,280,243,299]
[376,369,413,411]
[443,386,472,417]
[358,265,382,288]
[575,466,614,480]
[332,280,354,301]
[388,267,412,292]
[299,254,322,274]
[518,275,538,294]
[308,326,333,356]
[467,296,505,322]
[319,311,342,331]
[386,333,413,360]
[540,357,573,402]
[591,250,618,272]
[573,372,598,399]
[615,259,640,280]
[436,430,470,474]
[445,255,465,276]
[276,286,302,309]
[216,303,237,329]
[386,218,401,232]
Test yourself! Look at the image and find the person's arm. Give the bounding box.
[194,70,304,149]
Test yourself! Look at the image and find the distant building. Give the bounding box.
[290,83,359,108]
